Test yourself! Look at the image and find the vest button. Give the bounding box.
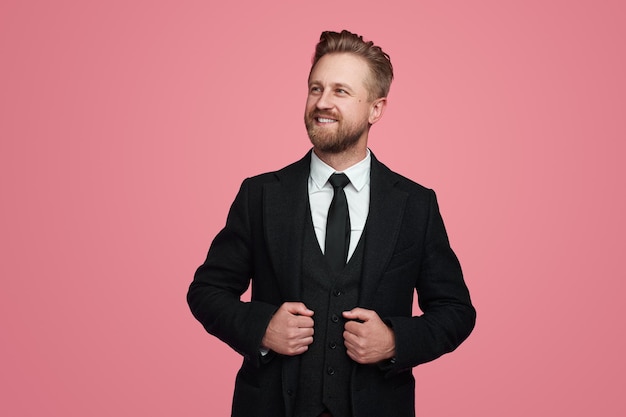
[333,289,342,296]
[327,367,335,375]
[331,314,339,323]
[329,342,337,349]
[287,389,293,396]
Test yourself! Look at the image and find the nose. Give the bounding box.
[315,89,334,110]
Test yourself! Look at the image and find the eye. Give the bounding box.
[336,88,347,94]
[309,86,322,94]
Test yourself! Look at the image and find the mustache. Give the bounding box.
[307,110,340,120]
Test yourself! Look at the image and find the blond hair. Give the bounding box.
[311,30,394,100]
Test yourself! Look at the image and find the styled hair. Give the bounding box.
[311,30,394,100]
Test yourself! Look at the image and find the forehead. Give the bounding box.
[308,53,371,89]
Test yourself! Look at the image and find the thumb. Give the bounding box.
[342,307,373,322]
[284,302,314,316]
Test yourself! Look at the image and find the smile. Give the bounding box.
[316,117,337,123]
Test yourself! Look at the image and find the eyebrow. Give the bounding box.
[308,81,355,91]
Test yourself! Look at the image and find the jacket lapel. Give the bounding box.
[262,151,408,307]
[359,155,408,308]
[263,152,311,301]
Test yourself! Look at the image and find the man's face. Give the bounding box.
[305,53,379,154]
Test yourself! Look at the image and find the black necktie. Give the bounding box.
[325,173,351,271]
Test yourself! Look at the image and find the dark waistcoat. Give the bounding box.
[294,213,365,417]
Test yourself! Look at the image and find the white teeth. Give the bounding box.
[317,117,336,123]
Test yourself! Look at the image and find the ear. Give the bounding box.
[368,97,387,125]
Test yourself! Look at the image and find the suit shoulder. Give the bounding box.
[392,171,432,193]
[375,158,434,197]
[240,153,310,188]
[242,171,279,187]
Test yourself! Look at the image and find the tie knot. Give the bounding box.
[329,173,350,189]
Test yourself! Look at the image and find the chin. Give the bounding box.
[310,136,359,154]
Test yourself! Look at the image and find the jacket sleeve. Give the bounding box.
[383,189,476,375]
[187,179,278,367]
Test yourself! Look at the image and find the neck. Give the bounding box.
[313,144,368,171]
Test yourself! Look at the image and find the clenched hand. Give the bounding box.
[262,302,314,356]
[343,308,396,364]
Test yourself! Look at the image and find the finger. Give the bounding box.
[344,343,367,364]
[297,327,314,338]
[343,331,357,348]
[292,342,312,355]
[345,349,358,362]
[292,335,314,351]
[285,340,313,356]
[295,316,315,328]
[300,335,314,346]
[343,320,361,334]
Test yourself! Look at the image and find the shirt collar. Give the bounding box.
[310,149,371,192]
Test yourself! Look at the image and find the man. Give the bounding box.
[188,30,475,417]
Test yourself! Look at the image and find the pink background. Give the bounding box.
[1,1,625,416]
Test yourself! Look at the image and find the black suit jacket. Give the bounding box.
[188,151,475,417]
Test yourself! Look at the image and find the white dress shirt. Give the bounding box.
[308,149,371,261]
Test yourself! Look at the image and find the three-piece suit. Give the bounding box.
[188,151,475,417]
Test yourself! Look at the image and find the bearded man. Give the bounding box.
[188,30,475,417]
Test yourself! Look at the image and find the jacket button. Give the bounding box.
[333,289,342,296]
[329,342,337,349]
[287,389,293,396]
[331,314,339,323]
[327,367,335,375]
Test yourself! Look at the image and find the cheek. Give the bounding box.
[345,106,369,123]
[305,98,316,113]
